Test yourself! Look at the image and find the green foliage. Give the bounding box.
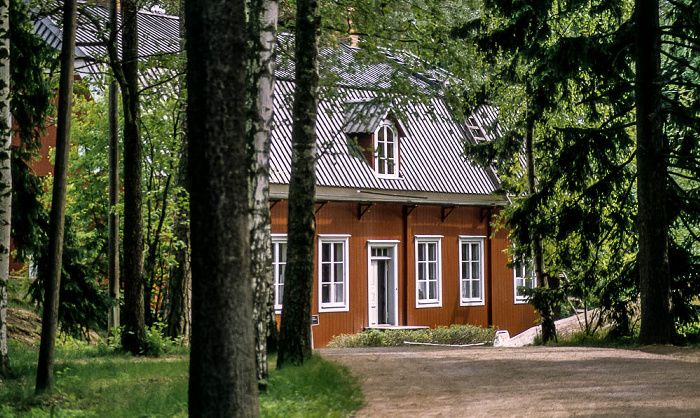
[261,355,364,417]
[327,325,495,348]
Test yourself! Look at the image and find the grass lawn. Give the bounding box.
[0,340,363,417]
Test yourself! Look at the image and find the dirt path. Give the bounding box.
[320,346,700,417]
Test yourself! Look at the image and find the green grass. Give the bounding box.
[261,356,364,417]
[327,324,495,348]
[0,341,363,417]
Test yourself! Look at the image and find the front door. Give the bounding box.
[368,243,398,326]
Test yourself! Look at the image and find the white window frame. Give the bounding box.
[272,234,287,313]
[374,120,399,178]
[318,234,351,312]
[459,236,485,306]
[414,235,443,308]
[514,260,536,304]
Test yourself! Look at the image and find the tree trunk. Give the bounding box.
[0,0,10,379]
[635,0,674,344]
[524,110,557,343]
[120,0,146,354]
[247,0,278,387]
[277,0,321,368]
[165,141,191,342]
[165,0,191,342]
[186,1,259,416]
[108,73,119,331]
[35,0,76,393]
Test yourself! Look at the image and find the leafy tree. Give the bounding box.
[186,0,259,415]
[36,0,77,394]
[119,0,146,354]
[277,0,321,368]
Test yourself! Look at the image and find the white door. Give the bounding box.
[368,244,398,326]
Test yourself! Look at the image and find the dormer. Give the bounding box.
[344,99,405,179]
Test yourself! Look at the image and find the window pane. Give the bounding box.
[418,282,426,300]
[462,244,468,261]
[322,243,330,262]
[471,243,479,261]
[278,284,284,305]
[429,281,436,299]
[335,283,344,303]
[334,263,343,282]
[472,283,480,298]
[429,262,436,280]
[280,243,287,262]
[334,242,343,262]
[322,264,331,283]
[418,263,425,280]
[472,262,480,280]
[462,283,468,299]
[462,263,468,279]
[322,284,330,303]
[428,243,436,261]
[279,265,286,284]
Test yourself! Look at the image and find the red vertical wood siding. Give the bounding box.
[271,200,538,348]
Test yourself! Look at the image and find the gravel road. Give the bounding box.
[320,345,700,417]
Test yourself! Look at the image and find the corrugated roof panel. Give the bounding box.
[38,9,500,198]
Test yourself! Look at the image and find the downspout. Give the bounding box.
[486,208,493,327]
[402,205,410,325]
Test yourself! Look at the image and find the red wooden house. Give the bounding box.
[269,46,538,347]
[28,6,538,347]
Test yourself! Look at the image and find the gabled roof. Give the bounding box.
[343,99,392,134]
[33,2,180,75]
[34,4,505,206]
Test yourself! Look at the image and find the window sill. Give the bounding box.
[460,300,485,307]
[318,305,350,313]
[415,301,442,309]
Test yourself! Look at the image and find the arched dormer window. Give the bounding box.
[375,121,399,177]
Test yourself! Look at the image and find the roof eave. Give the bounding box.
[270,184,508,207]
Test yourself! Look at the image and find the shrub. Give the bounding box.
[328,325,495,348]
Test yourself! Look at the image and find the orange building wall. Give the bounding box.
[271,199,539,348]
[9,118,58,274]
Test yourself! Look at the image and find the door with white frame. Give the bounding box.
[367,241,399,327]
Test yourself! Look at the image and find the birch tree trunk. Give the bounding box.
[635,0,675,344]
[186,0,259,415]
[35,0,76,393]
[120,0,146,354]
[247,0,278,387]
[0,0,10,379]
[277,0,321,368]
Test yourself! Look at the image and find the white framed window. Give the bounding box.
[415,235,442,308]
[459,237,485,306]
[374,120,399,177]
[514,260,536,304]
[318,234,350,312]
[272,234,287,313]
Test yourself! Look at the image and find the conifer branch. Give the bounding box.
[660,50,700,74]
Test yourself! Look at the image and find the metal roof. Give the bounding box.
[35,5,504,202]
[33,2,180,74]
